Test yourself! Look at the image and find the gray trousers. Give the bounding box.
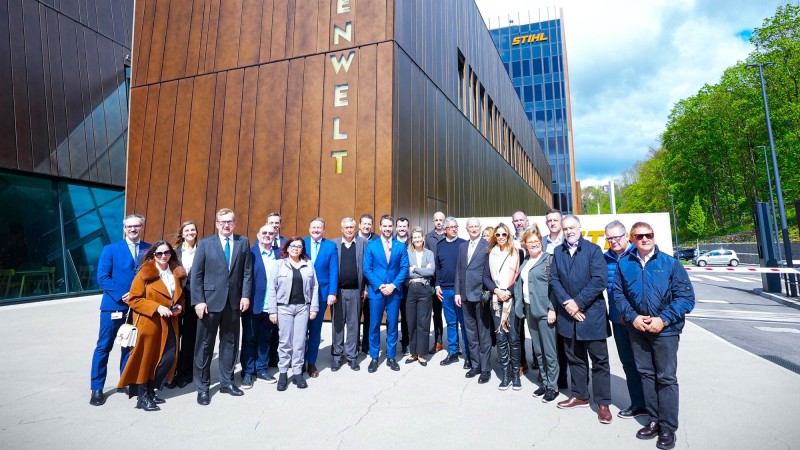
[526,310,560,390]
[462,299,493,371]
[277,304,309,375]
[333,288,362,362]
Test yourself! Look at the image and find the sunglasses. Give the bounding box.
[495,232,508,238]
[154,250,172,258]
[632,233,654,240]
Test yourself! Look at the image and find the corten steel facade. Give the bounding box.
[127,0,552,242]
[0,0,132,302]
[489,11,580,214]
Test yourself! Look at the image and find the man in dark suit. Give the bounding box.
[240,224,280,389]
[89,214,151,406]
[549,215,612,424]
[333,217,367,371]
[363,215,409,373]
[303,217,339,378]
[192,208,253,405]
[455,218,493,384]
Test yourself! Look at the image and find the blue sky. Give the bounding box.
[474,0,788,186]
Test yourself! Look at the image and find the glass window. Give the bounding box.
[523,85,533,103]
[511,61,521,78]
[522,60,531,77]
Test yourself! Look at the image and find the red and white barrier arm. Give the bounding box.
[684,266,800,274]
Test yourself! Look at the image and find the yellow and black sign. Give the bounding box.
[512,33,548,46]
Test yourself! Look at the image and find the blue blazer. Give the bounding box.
[304,237,339,299]
[97,240,152,311]
[250,242,282,314]
[363,237,410,301]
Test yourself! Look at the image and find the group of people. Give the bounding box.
[88,207,693,450]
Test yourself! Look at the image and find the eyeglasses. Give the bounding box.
[632,233,654,241]
[495,233,508,238]
[124,224,143,229]
[525,240,541,246]
[446,226,458,229]
[154,250,172,258]
[606,234,626,243]
[217,220,235,226]
[288,244,303,250]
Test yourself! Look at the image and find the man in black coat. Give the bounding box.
[549,215,612,424]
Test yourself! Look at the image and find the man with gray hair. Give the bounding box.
[604,220,646,419]
[435,217,469,367]
[549,215,612,424]
[333,217,367,371]
[90,214,151,406]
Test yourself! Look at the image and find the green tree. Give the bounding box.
[686,195,707,237]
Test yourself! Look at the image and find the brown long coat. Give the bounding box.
[117,259,187,388]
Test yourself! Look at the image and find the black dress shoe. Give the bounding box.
[465,368,481,378]
[197,391,210,406]
[618,405,648,419]
[368,359,380,373]
[478,371,491,384]
[463,360,472,370]
[656,429,676,449]
[419,359,428,367]
[148,390,166,404]
[636,421,660,440]
[405,356,418,364]
[387,358,400,371]
[331,359,342,372]
[349,360,361,371]
[89,390,105,406]
[177,379,192,388]
[292,375,308,389]
[401,345,410,355]
[220,385,244,396]
[136,394,160,411]
[165,380,178,389]
[440,354,459,366]
[277,373,289,391]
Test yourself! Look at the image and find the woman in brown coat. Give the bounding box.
[117,240,186,411]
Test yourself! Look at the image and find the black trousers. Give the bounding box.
[431,293,443,343]
[405,283,432,357]
[137,324,177,396]
[399,287,410,348]
[557,333,569,389]
[629,331,681,432]
[462,299,493,371]
[360,296,370,352]
[194,303,240,391]
[563,336,611,404]
[173,288,196,383]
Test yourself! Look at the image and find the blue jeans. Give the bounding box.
[90,311,131,390]
[369,294,400,359]
[240,311,274,376]
[305,298,328,365]
[441,289,468,357]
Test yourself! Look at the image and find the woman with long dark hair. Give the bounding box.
[118,240,186,411]
[267,237,319,391]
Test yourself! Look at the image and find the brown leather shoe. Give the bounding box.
[520,365,528,375]
[598,404,612,424]
[557,397,590,409]
[308,364,319,378]
[637,421,660,440]
[429,342,443,354]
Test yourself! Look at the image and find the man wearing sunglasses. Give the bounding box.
[90,214,151,406]
[549,215,612,424]
[603,221,646,420]
[613,222,695,450]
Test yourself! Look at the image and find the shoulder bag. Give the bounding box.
[115,308,139,348]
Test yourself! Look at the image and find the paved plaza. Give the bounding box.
[0,295,798,449]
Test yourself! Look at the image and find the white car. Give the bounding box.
[694,249,739,267]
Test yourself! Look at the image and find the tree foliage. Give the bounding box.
[617,4,800,239]
[687,195,707,237]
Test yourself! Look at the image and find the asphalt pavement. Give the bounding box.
[0,294,798,449]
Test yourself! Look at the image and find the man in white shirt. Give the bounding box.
[544,209,564,255]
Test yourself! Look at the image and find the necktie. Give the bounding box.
[468,240,476,264]
[224,238,231,268]
[384,240,392,262]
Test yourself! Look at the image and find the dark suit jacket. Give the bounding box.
[250,242,281,314]
[304,237,339,299]
[549,236,609,340]
[454,238,490,302]
[97,239,151,311]
[191,234,253,313]
[363,237,409,301]
[333,235,367,291]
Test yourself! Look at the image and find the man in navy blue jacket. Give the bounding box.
[90,214,151,406]
[549,215,612,424]
[614,222,694,450]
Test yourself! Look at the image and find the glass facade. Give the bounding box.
[0,170,124,303]
[490,17,575,213]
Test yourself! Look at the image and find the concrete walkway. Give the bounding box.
[0,295,797,449]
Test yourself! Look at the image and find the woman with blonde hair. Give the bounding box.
[483,222,520,390]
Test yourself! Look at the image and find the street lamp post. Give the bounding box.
[669,193,679,253]
[747,62,796,296]
[757,145,783,263]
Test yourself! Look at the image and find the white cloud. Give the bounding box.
[474,0,785,182]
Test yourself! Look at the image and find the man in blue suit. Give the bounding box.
[303,217,339,378]
[240,224,281,389]
[363,215,410,373]
[89,213,151,406]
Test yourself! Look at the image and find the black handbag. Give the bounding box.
[480,289,493,304]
